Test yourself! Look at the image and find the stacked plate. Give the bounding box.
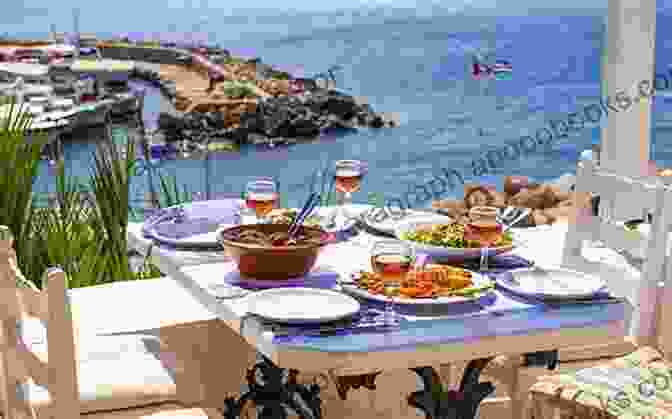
[495,266,610,301]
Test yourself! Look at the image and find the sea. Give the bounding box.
[7,1,672,211]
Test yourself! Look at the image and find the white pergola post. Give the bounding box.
[600,0,656,222]
[601,0,656,178]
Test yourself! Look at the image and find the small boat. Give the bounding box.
[471,54,512,80]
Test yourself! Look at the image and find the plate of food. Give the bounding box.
[361,208,452,236]
[341,264,494,304]
[394,218,517,261]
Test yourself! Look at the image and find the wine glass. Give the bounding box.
[332,160,365,229]
[370,240,414,327]
[468,206,500,272]
[244,179,278,224]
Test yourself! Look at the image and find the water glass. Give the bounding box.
[244,179,278,224]
[370,240,414,327]
[332,160,365,229]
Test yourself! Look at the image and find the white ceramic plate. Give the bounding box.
[393,216,516,261]
[341,270,494,305]
[242,287,361,324]
[362,209,452,235]
[495,266,607,300]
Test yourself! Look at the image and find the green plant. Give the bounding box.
[223,56,246,65]
[31,161,101,288]
[157,172,192,208]
[85,134,136,285]
[221,81,257,99]
[308,165,337,206]
[0,100,51,288]
[270,70,291,80]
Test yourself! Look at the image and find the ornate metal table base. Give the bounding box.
[408,358,495,419]
[221,350,559,418]
[222,356,322,419]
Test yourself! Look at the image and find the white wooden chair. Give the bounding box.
[0,225,224,419]
[481,159,670,419]
[525,160,672,419]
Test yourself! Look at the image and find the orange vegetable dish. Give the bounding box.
[355,264,474,299]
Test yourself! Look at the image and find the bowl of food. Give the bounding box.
[394,217,516,261]
[217,223,328,280]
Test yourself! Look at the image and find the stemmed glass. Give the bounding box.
[244,179,278,224]
[370,240,415,327]
[332,160,366,229]
[468,206,500,272]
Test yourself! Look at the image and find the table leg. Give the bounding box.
[221,356,323,419]
[408,358,495,419]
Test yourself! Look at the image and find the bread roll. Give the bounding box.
[531,209,550,226]
[489,191,508,208]
[557,199,574,208]
[465,186,493,208]
[547,184,570,203]
[432,199,468,219]
[543,206,571,223]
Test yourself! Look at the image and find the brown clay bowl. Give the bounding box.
[217,224,328,280]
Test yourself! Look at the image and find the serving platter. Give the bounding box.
[242,287,361,324]
[393,216,517,261]
[340,270,495,305]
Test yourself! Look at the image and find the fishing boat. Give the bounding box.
[471,55,512,80]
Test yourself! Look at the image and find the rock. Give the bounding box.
[248,133,269,145]
[369,115,385,128]
[291,118,320,137]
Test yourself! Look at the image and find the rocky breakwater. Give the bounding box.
[233,90,394,145]
[129,66,177,100]
[158,89,395,147]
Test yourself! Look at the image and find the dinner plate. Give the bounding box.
[362,209,452,236]
[142,199,243,249]
[495,266,607,300]
[393,216,517,261]
[340,270,495,305]
[242,288,361,324]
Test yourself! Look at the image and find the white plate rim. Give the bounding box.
[495,266,607,299]
[362,209,451,233]
[242,287,361,323]
[340,270,494,305]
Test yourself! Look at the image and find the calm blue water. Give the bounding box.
[16,4,672,209]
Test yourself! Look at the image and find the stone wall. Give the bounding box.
[98,45,186,65]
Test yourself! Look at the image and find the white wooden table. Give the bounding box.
[127,218,637,419]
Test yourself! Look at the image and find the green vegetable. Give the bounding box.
[401,223,513,249]
[450,282,494,296]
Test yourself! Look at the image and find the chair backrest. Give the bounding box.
[562,159,672,357]
[0,225,80,419]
